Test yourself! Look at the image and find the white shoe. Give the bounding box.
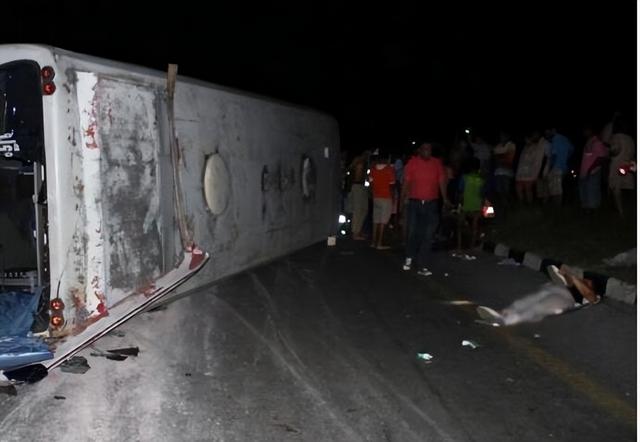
[546,265,568,287]
[417,268,432,276]
[403,258,412,271]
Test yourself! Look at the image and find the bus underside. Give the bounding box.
[0,60,51,371]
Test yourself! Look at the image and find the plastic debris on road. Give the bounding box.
[461,339,480,349]
[107,347,139,357]
[60,356,90,374]
[497,258,520,266]
[416,353,434,363]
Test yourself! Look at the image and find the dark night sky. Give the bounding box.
[3,1,637,153]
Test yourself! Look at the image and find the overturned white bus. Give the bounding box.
[0,44,340,374]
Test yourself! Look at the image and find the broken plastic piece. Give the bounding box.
[327,236,336,246]
[107,347,139,357]
[462,339,480,349]
[416,353,434,363]
[59,356,90,374]
[89,351,127,361]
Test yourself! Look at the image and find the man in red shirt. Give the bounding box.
[400,142,450,275]
[369,154,396,249]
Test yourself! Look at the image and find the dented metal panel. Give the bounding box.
[95,77,163,294]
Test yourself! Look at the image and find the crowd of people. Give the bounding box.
[341,112,636,277]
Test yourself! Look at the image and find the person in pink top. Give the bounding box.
[369,154,396,249]
[579,125,608,211]
[400,142,450,276]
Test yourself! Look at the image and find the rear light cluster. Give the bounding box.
[50,297,65,329]
[41,66,56,95]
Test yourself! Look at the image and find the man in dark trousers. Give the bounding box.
[400,142,450,276]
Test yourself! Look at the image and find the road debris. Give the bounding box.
[416,353,434,363]
[461,339,480,349]
[107,347,139,357]
[60,356,90,374]
[0,385,17,396]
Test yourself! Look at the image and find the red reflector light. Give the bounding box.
[43,82,56,95]
[50,298,65,311]
[51,315,64,328]
[41,66,55,80]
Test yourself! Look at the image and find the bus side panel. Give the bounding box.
[172,83,340,290]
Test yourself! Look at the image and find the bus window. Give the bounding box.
[0,61,44,163]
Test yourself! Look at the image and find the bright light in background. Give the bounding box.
[366,169,370,174]
[411,141,416,145]
[338,214,346,224]
[364,181,370,187]
[464,128,470,134]
[340,230,347,235]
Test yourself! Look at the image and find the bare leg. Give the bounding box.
[372,222,380,247]
[516,182,525,204]
[377,223,389,248]
[525,182,534,205]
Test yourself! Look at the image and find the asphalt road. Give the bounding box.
[0,240,636,441]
